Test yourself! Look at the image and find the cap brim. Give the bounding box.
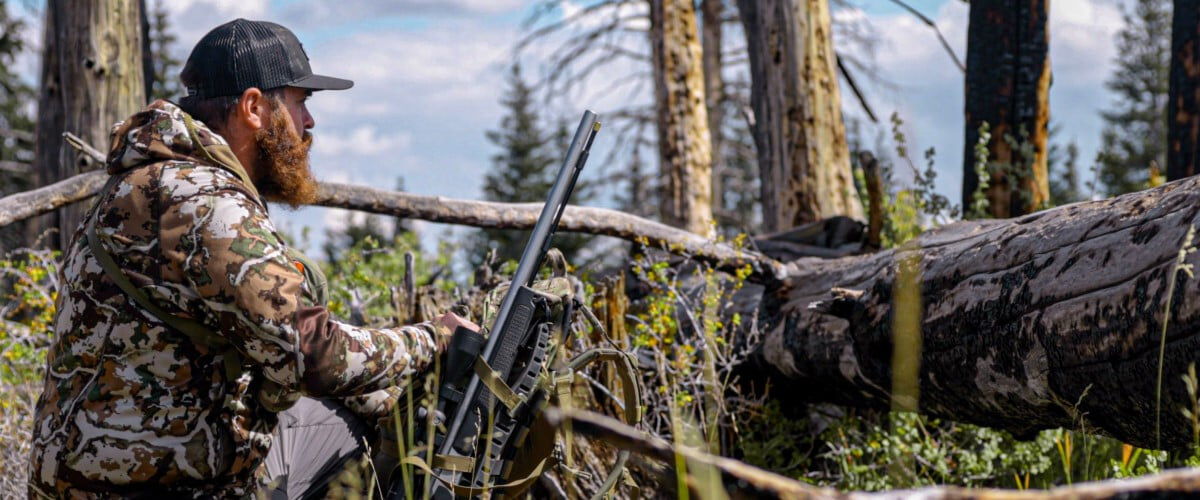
[290,73,354,91]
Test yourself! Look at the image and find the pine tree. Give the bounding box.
[469,65,590,265]
[147,0,180,100]
[1095,0,1171,196]
[1046,121,1082,206]
[0,0,34,251]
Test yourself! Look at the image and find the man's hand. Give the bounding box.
[433,312,480,351]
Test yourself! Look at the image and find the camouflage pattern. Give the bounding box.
[28,100,445,498]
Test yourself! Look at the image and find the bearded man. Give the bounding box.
[27,19,474,498]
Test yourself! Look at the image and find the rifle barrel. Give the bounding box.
[434,110,600,471]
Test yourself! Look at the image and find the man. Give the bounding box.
[27,19,475,498]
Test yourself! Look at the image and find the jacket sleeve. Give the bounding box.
[159,186,442,397]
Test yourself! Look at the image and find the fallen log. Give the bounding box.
[0,169,783,279]
[0,170,107,228]
[757,175,1200,449]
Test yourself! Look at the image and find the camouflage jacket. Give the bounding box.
[28,100,443,498]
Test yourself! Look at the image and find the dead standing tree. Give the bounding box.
[736,0,864,232]
[650,0,714,235]
[700,0,726,229]
[962,0,1052,218]
[1169,0,1200,181]
[33,0,148,249]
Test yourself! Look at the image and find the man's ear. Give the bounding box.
[235,87,268,131]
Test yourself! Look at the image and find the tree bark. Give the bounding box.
[33,0,147,249]
[700,0,726,225]
[962,0,1051,218]
[756,175,1200,450]
[1169,0,1200,181]
[650,0,714,236]
[736,0,864,233]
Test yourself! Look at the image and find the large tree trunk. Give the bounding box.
[1169,0,1200,181]
[650,0,714,236]
[33,0,147,249]
[755,175,1200,450]
[962,0,1051,218]
[736,0,863,233]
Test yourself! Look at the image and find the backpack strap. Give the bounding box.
[86,174,244,381]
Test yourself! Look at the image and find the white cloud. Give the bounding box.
[163,0,270,47]
[278,0,526,29]
[312,126,412,157]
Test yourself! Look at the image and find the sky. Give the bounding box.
[8,0,1130,256]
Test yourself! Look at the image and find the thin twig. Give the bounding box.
[888,0,965,72]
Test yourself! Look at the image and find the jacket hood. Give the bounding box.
[106,99,259,198]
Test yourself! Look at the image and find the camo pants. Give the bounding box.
[264,397,368,499]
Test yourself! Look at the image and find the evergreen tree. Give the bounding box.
[1095,0,1171,196]
[469,65,591,265]
[1047,121,1082,206]
[147,0,180,100]
[0,0,34,251]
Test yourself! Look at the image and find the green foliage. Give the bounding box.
[1095,0,1171,196]
[967,121,993,219]
[0,249,57,385]
[627,236,756,461]
[469,64,591,265]
[857,113,958,247]
[322,233,458,323]
[815,411,1169,491]
[735,400,813,478]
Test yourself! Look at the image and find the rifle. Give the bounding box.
[395,111,607,498]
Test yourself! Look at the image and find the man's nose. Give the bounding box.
[303,109,315,130]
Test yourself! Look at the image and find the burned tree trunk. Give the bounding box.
[33,0,147,249]
[737,0,863,232]
[1169,0,1200,181]
[962,0,1051,218]
[650,0,714,236]
[756,175,1200,449]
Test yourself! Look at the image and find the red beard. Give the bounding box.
[254,101,318,208]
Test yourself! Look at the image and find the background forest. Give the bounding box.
[4,0,1200,498]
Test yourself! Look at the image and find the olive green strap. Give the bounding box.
[401,453,548,497]
[474,356,526,411]
[86,180,243,380]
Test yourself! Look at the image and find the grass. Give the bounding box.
[0,381,36,496]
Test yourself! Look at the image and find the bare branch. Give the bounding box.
[887,0,965,72]
[837,55,878,123]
